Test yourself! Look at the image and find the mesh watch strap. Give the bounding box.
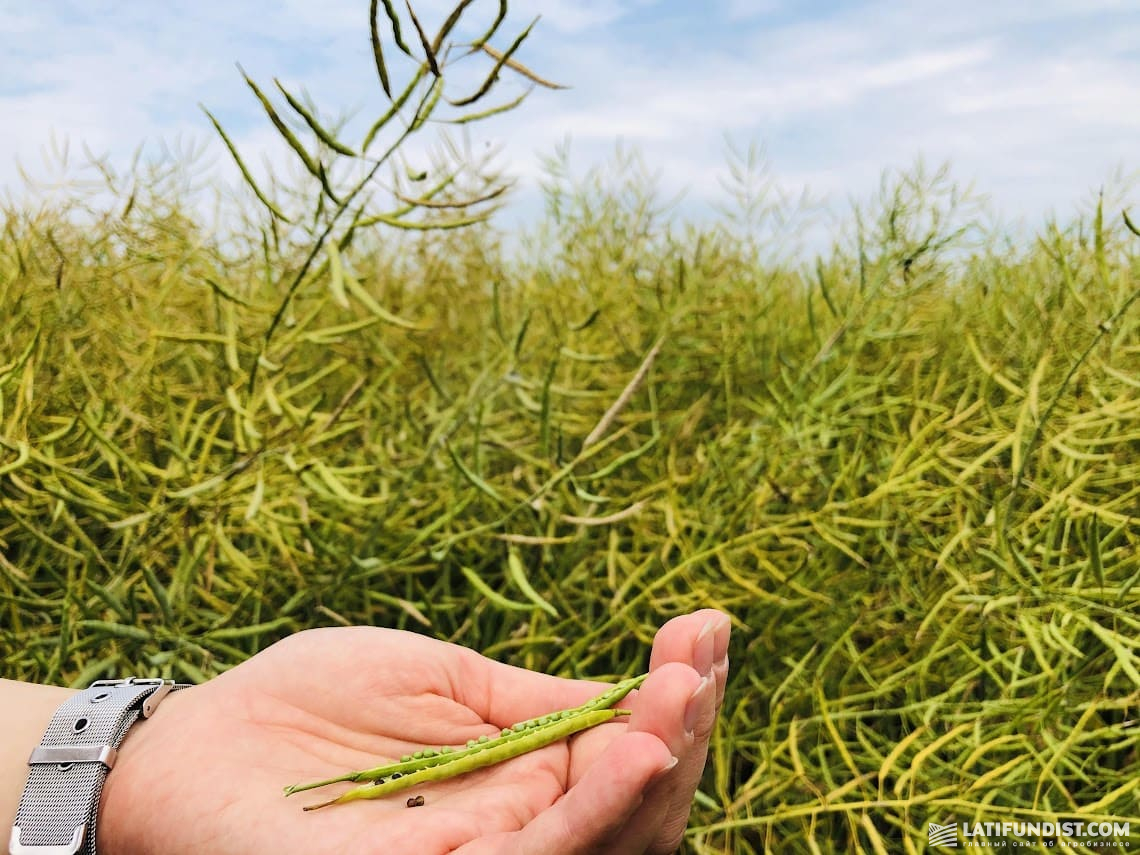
[9,678,186,855]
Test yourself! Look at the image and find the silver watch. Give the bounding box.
[9,677,186,855]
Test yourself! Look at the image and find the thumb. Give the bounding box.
[459,731,676,855]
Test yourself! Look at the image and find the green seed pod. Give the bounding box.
[303,708,633,810]
[284,672,649,800]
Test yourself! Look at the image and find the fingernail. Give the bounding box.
[712,616,730,668]
[684,675,713,734]
[694,620,717,676]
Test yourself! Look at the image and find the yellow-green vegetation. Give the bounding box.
[3,4,1140,851]
[5,151,1140,850]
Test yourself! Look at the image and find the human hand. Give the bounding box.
[97,609,730,855]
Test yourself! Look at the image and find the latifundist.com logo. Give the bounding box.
[929,822,958,847]
[927,819,1132,848]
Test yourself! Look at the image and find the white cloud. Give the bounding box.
[725,0,783,22]
[1,0,1136,245]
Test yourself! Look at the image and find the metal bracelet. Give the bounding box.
[9,678,186,855]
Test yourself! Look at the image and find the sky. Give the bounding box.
[2,1,1138,252]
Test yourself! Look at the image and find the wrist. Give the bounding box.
[94,684,188,855]
[0,679,77,835]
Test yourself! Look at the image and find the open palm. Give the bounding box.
[97,611,730,855]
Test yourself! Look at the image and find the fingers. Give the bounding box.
[452,609,733,855]
[649,609,732,704]
[630,610,731,853]
[455,731,675,855]
[462,609,729,728]
[592,663,698,853]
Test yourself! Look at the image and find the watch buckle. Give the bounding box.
[88,677,175,718]
[8,824,85,855]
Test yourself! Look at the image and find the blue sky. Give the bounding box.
[2,1,1138,250]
